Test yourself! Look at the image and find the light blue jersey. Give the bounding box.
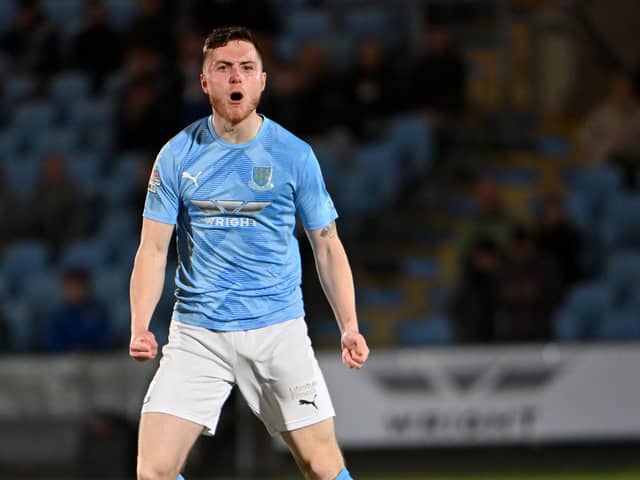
[143,115,338,331]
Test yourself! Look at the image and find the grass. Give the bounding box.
[209,473,640,480]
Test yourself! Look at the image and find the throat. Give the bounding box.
[212,114,263,144]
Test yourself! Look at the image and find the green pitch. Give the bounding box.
[211,473,640,480]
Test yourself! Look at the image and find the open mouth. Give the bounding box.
[230,92,243,101]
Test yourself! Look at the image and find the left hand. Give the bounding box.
[341,331,369,369]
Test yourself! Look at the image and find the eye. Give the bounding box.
[243,65,254,71]
[216,64,228,71]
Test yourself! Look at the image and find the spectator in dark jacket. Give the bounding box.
[45,268,111,353]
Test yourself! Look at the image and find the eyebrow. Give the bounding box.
[214,60,257,66]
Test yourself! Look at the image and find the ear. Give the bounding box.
[261,71,267,92]
[200,72,209,95]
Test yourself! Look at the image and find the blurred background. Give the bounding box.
[2,0,640,478]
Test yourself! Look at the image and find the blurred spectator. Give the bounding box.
[496,226,561,342]
[71,0,122,94]
[536,195,583,296]
[179,30,210,123]
[457,178,519,256]
[1,0,60,76]
[448,236,500,343]
[278,43,342,138]
[579,72,640,189]
[191,0,281,62]
[29,153,88,254]
[126,0,177,62]
[0,303,8,353]
[0,168,25,253]
[116,69,181,153]
[345,38,398,140]
[44,268,111,353]
[411,24,466,120]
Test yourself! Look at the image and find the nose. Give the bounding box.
[229,65,242,83]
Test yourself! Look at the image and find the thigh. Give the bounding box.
[142,321,235,435]
[235,318,336,435]
[138,412,203,478]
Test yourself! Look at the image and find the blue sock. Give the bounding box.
[335,467,352,480]
[177,475,185,480]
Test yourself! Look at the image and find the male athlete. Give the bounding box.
[128,26,369,480]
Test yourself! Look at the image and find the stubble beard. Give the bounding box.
[211,92,262,126]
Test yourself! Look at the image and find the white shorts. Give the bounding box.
[141,317,335,436]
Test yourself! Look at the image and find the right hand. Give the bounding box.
[129,330,158,362]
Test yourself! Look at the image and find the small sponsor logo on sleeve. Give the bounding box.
[148,168,161,193]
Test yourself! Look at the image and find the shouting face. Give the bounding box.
[200,40,267,125]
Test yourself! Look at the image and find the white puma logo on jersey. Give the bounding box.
[182,171,202,188]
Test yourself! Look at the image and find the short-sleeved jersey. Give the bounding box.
[143,115,338,331]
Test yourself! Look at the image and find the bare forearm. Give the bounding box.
[130,248,167,334]
[315,242,358,334]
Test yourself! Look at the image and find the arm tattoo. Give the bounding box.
[320,221,337,238]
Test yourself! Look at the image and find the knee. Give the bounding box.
[137,457,179,480]
[302,457,344,480]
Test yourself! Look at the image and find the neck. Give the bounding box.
[212,111,262,144]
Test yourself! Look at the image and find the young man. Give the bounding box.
[129,26,369,480]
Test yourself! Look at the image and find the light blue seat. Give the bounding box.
[21,269,60,317]
[402,257,439,279]
[284,11,330,41]
[385,115,433,177]
[66,152,104,196]
[564,166,621,222]
[553,281,608,340]
[11,102,55,144]
[1,154,39,196]
[59,238,108,272]
[601,194,640,250]
[357,287,404,309]
[342,6,399,45]
[2,75,36,109]
[395,315,452,346]
[2,299,34,352]
[595,308,640,340]
[106,0,138,28]
[0,0,16,34]
[42,0,83,32]
[49,71,91,112]
[0,128,19,160]
[32,128,78,157]
[352,141,399,205]
[69,99,114,153]
[2,241,50,293]
[489,166,538,186]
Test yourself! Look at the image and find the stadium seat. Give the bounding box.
[20,269,60,316]
[49,71,91,113]
[33,128,79,157]
[342,6,400,45]
[1,154,40,196]
[395,315,452,346]
[66,151,104,196]
[69,99,114,153]
[2,75,36,109]
[283,11,330,41]
[11,102,55,145]
[0,128,19,160]
[106,0,139,28]
[2,300,34,352]
[385,115,433,177]
[352,141,400,205]
[596,308,640,340]
[2,241,50,293]
[357,287,405,309]
[59,238,108,272]
[564,166,621,223]
[402,257,439,279]
[601,193,640,250]
[553,281,608,340]
[488,166,538,186]
[42,0,83,32]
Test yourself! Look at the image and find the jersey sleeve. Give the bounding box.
[295,148,338,230]
[143,142,180,225]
